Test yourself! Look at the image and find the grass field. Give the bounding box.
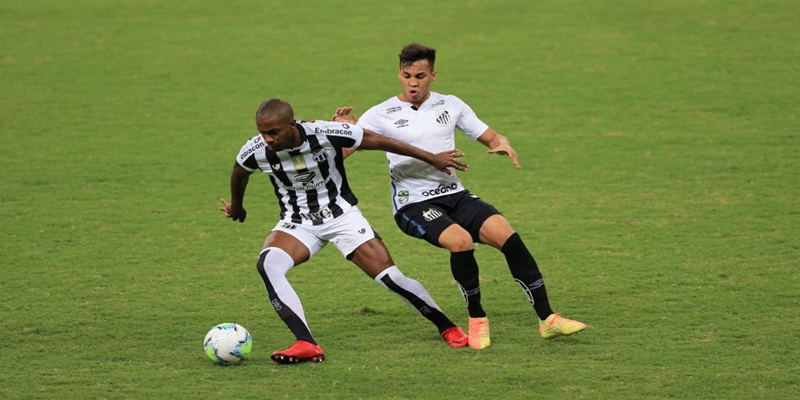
[2,0,798,399]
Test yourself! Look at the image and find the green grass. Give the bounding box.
[2,0,798,398]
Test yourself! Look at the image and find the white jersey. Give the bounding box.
[236,120,363,226]
[358,92,489,213]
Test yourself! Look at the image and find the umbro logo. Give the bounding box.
[394,119,409,128]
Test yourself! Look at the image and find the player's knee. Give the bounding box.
[437,224,474,252]
[440,235,474,252]
[255,247,294,282]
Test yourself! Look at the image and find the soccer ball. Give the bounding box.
[203,323,253,364]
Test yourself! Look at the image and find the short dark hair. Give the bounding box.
[256,98,293,121]
[399,43,436,69]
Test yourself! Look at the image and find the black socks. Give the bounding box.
[502,233,554,320]
[450,250,486,318]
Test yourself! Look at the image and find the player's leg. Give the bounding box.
[349,238,468,348]
[256,227,326,363]
[395,201,486,319]
[437,224,491,349]
[329,208,468,348]
[478,214,554,320]
[478,214,586,338]
[395,197,487,349]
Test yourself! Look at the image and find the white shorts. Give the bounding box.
[271,206,378,258]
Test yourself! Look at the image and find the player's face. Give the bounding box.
[256,116,298,151]
[398,60,436,106]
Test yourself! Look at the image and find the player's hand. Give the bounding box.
[219,198,246,222]
[487,145,521,169]
[431,149,468,176]
[332,107,357,124]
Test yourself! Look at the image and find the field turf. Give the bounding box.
[1,1,797,399]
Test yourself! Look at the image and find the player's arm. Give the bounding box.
[359,129,468,176]
[477,128,521,169]
[219,162,253,222]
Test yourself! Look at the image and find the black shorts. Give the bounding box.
[394,190,501,247]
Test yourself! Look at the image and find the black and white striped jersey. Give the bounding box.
[236,121,364,226]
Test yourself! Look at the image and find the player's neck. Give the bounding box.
[398,93,430,110]
[287,126,304,148]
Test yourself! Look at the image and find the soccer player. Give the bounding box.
[220,98,470,364]
[332,43,586,350]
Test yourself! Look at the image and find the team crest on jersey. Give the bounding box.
[312,149,328,163]
[436,110,451,125]
[396,190,410,205]
[394,119,409,128]
[422,208,443,222]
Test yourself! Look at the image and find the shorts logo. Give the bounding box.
[436,110,451,125]
[312,149,328,163]
[358,228,366,234]
[422,208,443,222]
[394,119,409,128]
[281,222,297,229]
[396,190,410,205]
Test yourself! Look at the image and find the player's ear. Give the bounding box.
[431,70,437,81]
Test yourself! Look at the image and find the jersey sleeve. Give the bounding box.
[356,107,383,135]
[452,96,489,140]
[236,136,264,172]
